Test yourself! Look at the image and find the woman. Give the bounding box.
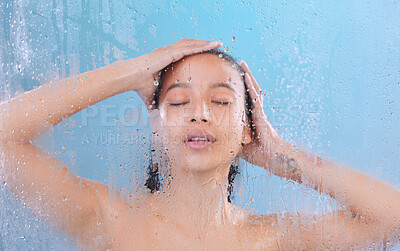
[0,38,399,250]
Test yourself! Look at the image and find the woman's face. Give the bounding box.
[156,53,252,173]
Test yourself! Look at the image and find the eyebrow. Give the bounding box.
[165,82,237,94]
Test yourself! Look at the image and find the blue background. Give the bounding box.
[1,0,399,249]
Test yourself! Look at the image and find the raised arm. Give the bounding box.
[0,38,223,248]
[239,60,400,249]
[269,140,400,249]
[0,39,223,145]
[0,58,135,145]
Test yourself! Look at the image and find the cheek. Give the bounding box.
[212,104,243,128]
[157,107,187,148]
[159,105,184,128]
[214,107,245,147]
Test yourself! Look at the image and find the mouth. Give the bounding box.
[184,130,216,150]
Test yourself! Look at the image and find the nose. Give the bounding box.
[187,99,211,124]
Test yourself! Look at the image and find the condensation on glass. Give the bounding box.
[0,0,399,250]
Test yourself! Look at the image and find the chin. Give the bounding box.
[182,156,213,170]
[184,154,234,173]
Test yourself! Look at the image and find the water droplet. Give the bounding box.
[218,54,223,58]
[62,196,68,201]
[154,79,159,86]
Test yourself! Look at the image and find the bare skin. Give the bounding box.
[0,38,399,250]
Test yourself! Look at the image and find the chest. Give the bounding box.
[108,216,279,250]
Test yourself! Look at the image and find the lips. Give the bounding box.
[184,130,216,150]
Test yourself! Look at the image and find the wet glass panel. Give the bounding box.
[0,0,399,249]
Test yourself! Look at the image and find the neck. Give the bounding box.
[156,162,234,237]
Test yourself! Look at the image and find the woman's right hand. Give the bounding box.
[116,38,223,110]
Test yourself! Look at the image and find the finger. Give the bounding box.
[245,73,261,114]
[245,73,263,110]
[245,73,272,136]
[247,88,278,140]
[240,60,262,97]
[242,63,264,110]
[245,73,265,124]
[242,62,279,141]
[240,59,250,72]
[176,38,222,48]
[170,39,222,53]
[147,40,223,73]
[159,40,223,66]
[173,40,223,58]
[240,60,256,83]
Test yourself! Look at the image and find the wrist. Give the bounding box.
[103,59,141,94]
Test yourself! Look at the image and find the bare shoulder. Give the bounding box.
[246,212,280,237]
[259,209,388,250]
[231,206,281,249]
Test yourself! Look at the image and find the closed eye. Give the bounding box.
[169,102,189,106]
[213,101,231,105]
[169,101,231,106]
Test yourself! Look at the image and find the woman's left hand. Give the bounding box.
[238,60,282,168]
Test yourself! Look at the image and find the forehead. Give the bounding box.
[161,53,244,93]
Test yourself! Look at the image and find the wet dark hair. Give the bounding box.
[145,48,254,203]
